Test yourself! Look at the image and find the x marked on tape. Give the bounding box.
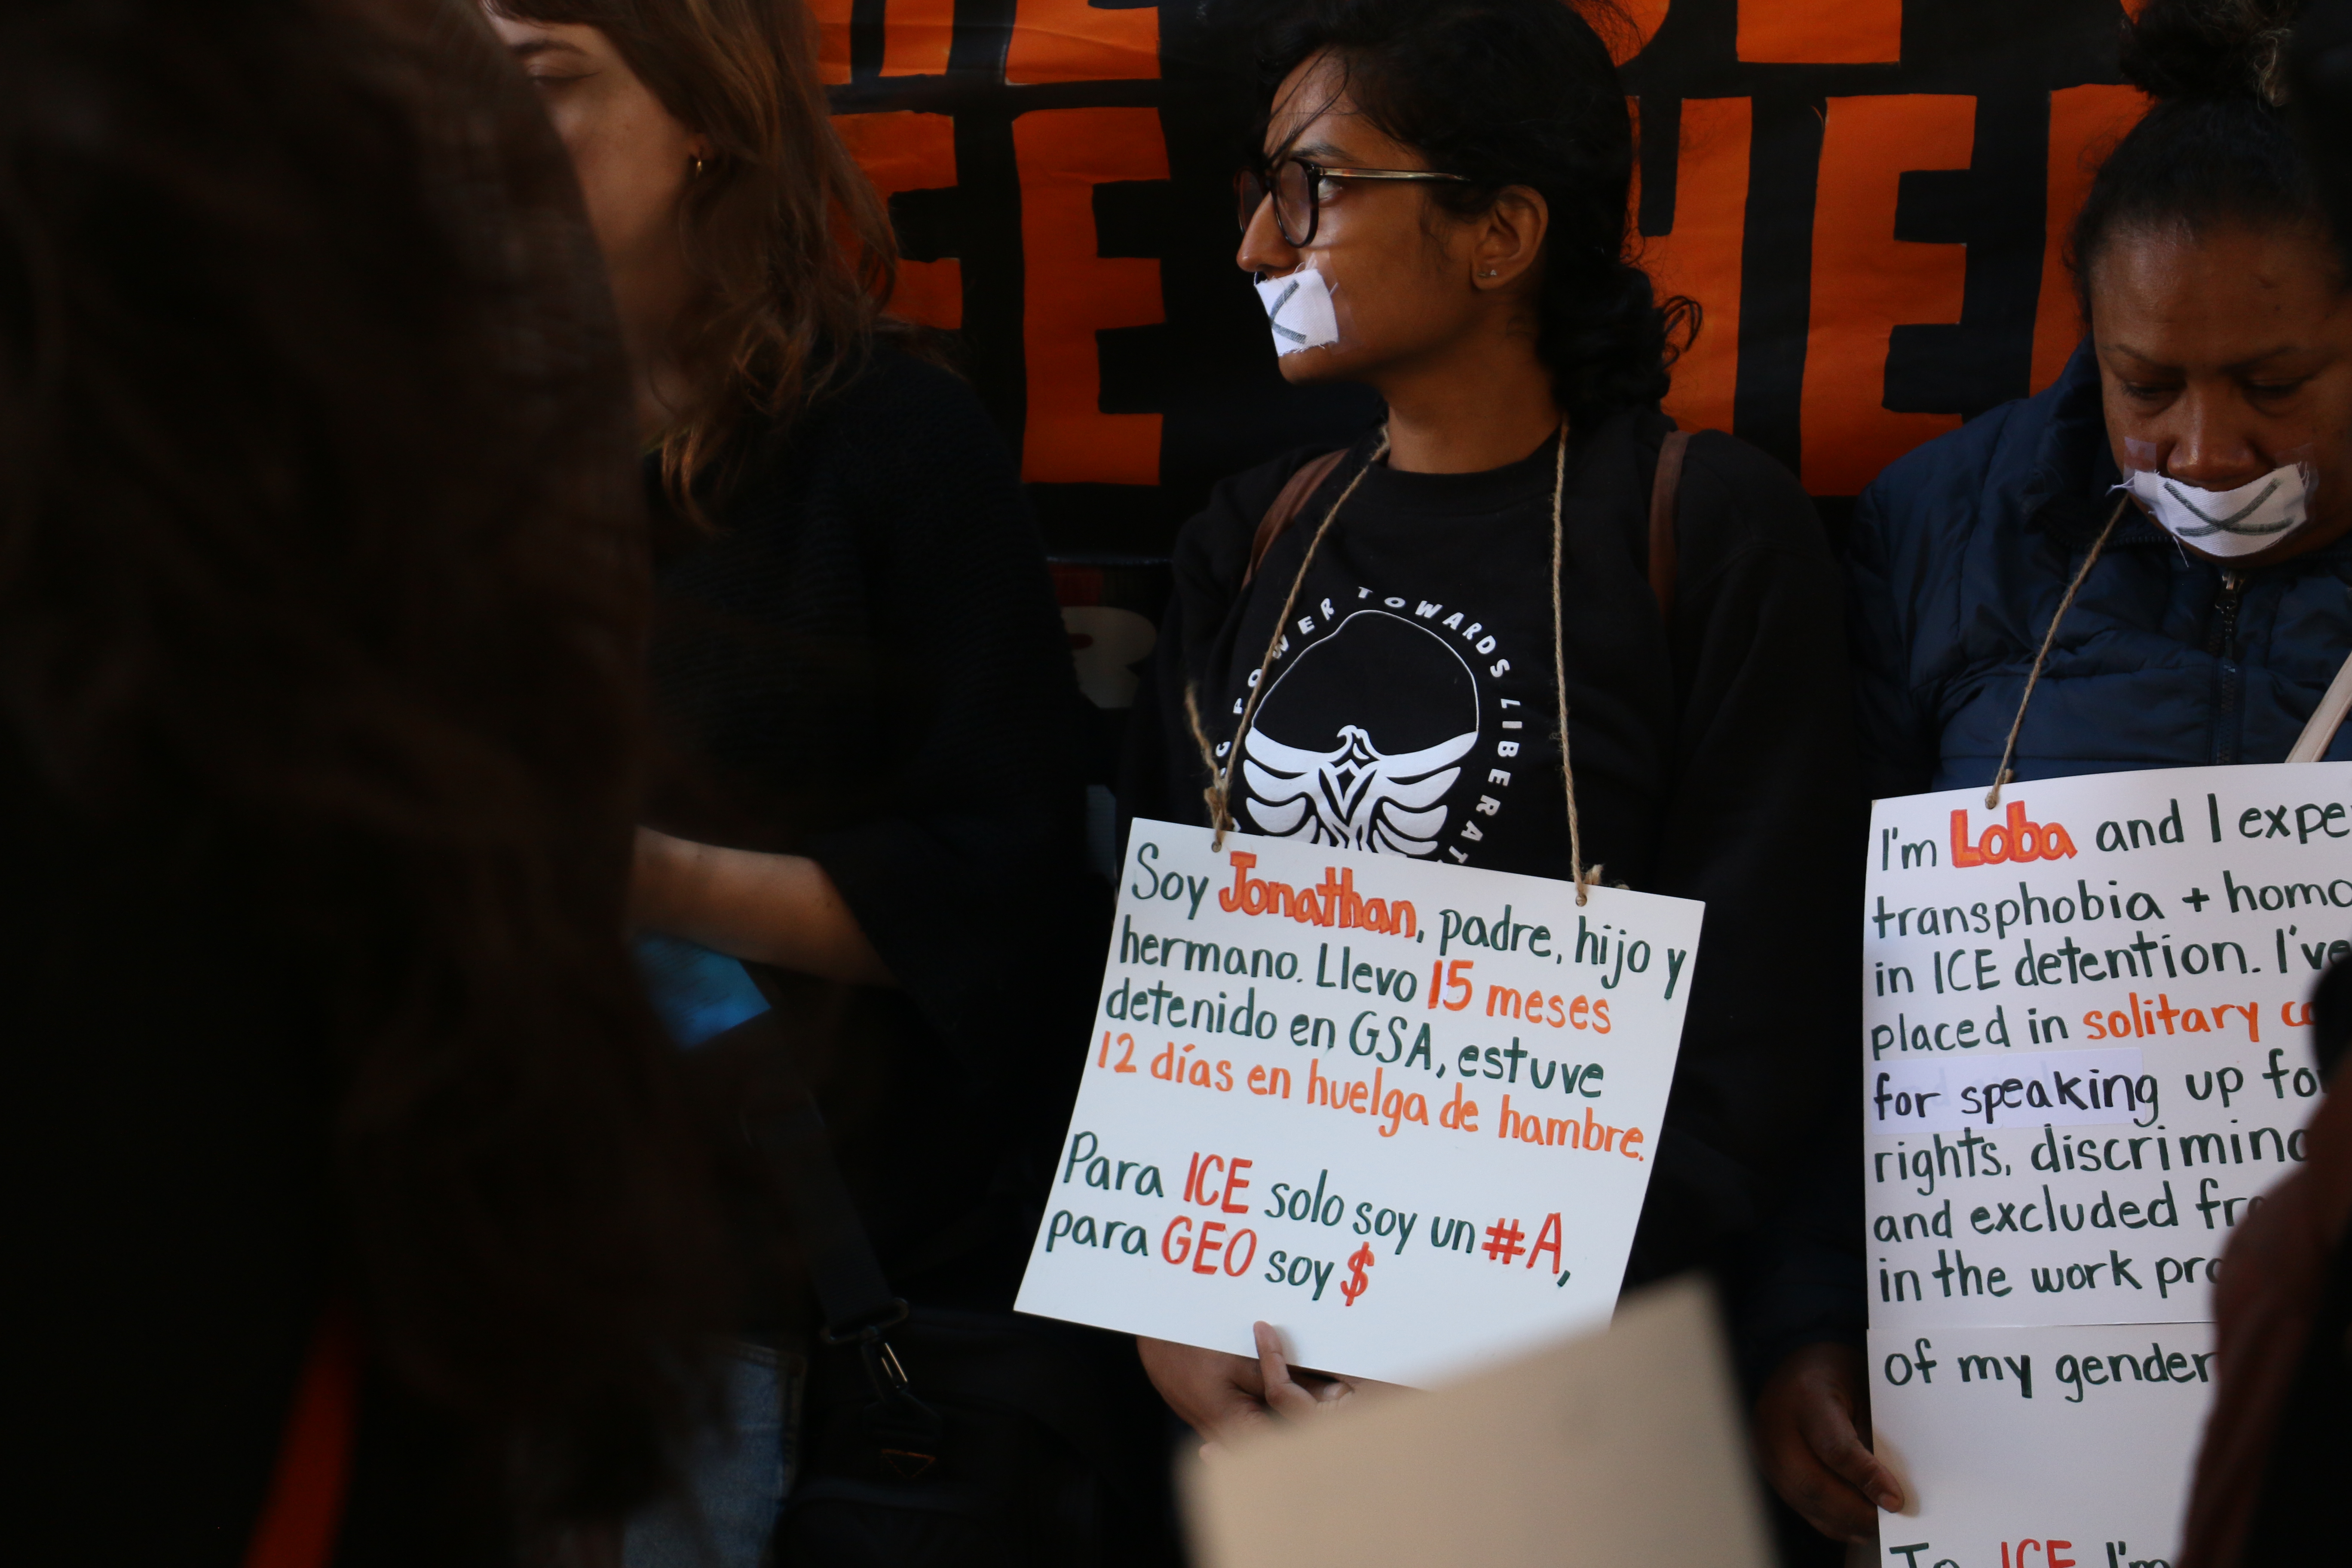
[1263,279,1307,344]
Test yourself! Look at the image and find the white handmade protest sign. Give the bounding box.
[1863,764,2339,1332]
[1868,1322,2212,1568]
[1015,820,1702,1387]
[1862,763,2343,1568]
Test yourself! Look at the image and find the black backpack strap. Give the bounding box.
[747,1093,900,1343]
[733,1016,943,1465]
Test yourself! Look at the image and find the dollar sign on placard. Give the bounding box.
[1339,1242,1375,1306]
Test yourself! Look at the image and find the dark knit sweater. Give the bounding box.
[1124,408,1862,1290]
[645,346,1095,1288]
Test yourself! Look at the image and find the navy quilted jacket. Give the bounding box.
[1850,341,2352,800]
[1743,345,2352,1381]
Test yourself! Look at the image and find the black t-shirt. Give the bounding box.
[1204,433,1658,882]
[1126,409,1863,1283]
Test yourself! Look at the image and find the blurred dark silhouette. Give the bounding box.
[2176,14,2352,1562]
[2291,0,2352,245]
[2179,955,2352,1568]
[1,0,728,1561]
[2312,945,2352,1086]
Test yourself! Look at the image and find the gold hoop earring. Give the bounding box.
[690,156,707,179]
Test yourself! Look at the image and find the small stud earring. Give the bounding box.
[1480,268,1498,278]
[690,156,707,178]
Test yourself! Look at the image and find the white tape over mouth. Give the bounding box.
[1254,266,1340,357]
[2113,456,2316,558]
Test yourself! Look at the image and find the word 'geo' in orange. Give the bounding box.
[1216,852,1417,935]
[1161,1215,1258,1277]
[1950,801,2078,867]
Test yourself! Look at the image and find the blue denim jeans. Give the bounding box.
[624,1344,798,1568]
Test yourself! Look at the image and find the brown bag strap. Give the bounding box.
[1243,447,1351,586]
[1648,428,1692,621]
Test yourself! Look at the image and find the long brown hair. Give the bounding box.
[490,0,901,511]
[0,0,724,1533]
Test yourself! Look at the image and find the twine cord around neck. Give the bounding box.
[1544,422,1592,904]
[1200,432,1390,849]
[1986,493,2131,809]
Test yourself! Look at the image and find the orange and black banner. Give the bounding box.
[821,0,2147,556]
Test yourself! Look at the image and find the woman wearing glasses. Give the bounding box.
[1123,0,1864,1467]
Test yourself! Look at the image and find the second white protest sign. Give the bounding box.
[1863,764,2340,1333]
[1861,762,2343,1568]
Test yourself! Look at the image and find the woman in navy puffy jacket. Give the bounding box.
[1851,27,2352,800]
[1754,0,2352,1549]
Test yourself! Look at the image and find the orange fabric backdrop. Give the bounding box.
[820,0,2149,553]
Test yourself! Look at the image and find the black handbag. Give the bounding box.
[731,1037,1181,1568]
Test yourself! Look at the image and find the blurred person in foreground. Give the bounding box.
[2177,959,2351,1566]
[2,0,729,1561]
[2174,6,2352,1563]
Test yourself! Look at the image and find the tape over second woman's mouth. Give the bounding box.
[1254,266,1340,357]
[2113,438,2318,558]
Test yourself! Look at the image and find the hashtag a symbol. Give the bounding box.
[1482,1218,1526,1265]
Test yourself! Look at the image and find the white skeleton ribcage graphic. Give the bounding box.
[1241,723,1476,856]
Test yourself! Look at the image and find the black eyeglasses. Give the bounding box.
[1234,156,1470,247]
